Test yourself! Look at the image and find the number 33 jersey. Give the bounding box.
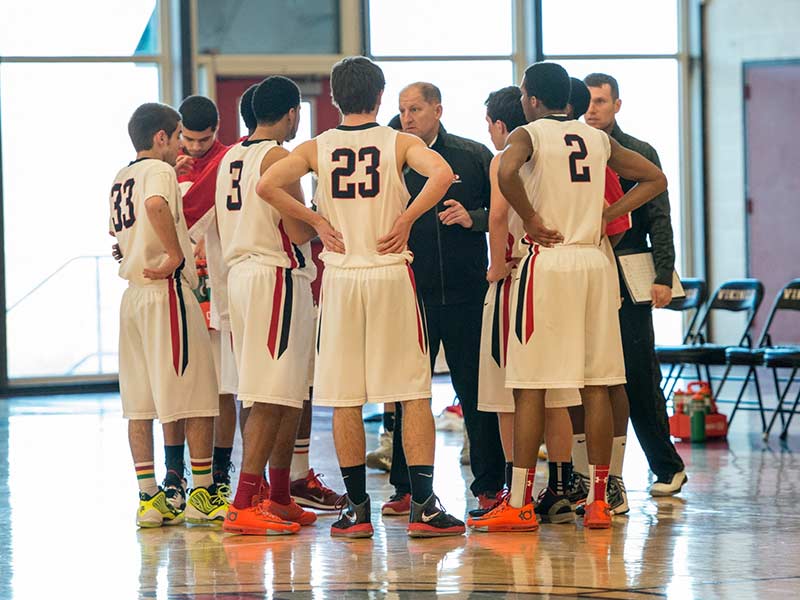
[519,118,611,248]
[314,123,412,268]
[109,158,197,288]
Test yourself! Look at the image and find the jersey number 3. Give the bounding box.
[111,178,136,232]
[331,147,380,199]
[226,160,244,210]
[564,134,591,183]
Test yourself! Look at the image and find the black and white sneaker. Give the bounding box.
[534,487,575,524]
[607,475,629,515]
[163,470,187,513]
[649,471,688,497]
[566,471,590,508]
[331,495,374,539]
[408,494,466,538]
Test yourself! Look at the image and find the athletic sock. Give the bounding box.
[571,433,588,476]
[587,464,610,505]
[408,465,434,504]
[164,444,185,478]
[290,438,310,481]
[383,411,395,433]
[268,467,292,505]
[212,446,233,483]
[340,464,368,505]
[548,461,572,495]
[135,461,159,496]
[233,472,262,510]
[509,466,535,508]
[505,461,514,489]
[610,436,627,478]
[190,456,213,489]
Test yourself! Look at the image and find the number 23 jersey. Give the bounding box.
[314,123,412,268]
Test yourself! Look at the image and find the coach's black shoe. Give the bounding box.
[534,487,575,524]
[566,471,590,509]
[407,494,466,538]
[331,495,374,539]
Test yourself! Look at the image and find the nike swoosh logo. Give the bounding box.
[419,473,433,478]
[421,511,441,523]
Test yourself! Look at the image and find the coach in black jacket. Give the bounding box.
[387,82,506,505]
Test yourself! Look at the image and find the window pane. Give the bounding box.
[0,0,158,56]
[376,60,515,151]
[2,63,161,379]
[369,0,512,57]
[542,0,678,56]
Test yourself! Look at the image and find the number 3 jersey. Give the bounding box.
[314,123,412,268]
[109,158,197,288]
[519,117,611,248]
[215,139,315,280]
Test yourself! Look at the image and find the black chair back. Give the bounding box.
[694,279,764,346]
[756,279,800,346]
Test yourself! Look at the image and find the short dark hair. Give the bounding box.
[240,84,258,133]
[404,82,441,104]
[522,62,571,111]
[128,102,181,152]
[387,114,402,130]
[485,86,527,131]
[252,76,301,125]
[584,72,619,100]
[178,95,218,131]
[330,56,385,115]
[568,77,591,120]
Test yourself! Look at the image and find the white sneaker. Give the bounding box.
[435,406,464,432]
[366,430,393,471]
[649,471,688,497]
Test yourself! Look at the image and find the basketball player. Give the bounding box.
[111,102,228,527]
[257,56,465,538]
[469,62,666,531]
[217,76,317,536]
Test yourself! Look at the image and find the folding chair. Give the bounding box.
[658,278,707,393]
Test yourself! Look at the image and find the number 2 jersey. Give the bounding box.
[109,157,198,288]
[314,123,412,268]
[215,138,315,280]
[518,117,611,249]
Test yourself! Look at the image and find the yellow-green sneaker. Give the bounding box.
[137,489,184,528]
[185,484,229,524]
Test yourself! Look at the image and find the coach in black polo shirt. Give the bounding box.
[385,82,506,511]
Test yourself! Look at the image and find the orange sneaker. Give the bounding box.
[265,499,317,526]
[222,503,300,536]
[467,497,539,533]
[583,500,612,529]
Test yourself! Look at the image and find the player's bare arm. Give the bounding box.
[143,195,184,280]
[487,153,512,282]
[497,128,563,247]
[378,133,453,254]
[604,137,668,223]
[259,145,316,245]
[257,140,344,254]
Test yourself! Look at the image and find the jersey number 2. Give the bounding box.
[226,160,244,210]
[564,134,591,183]
[331,147,380,199]
[111,178,136,232]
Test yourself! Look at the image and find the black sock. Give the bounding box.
[408,465,434,504]
[383,411,395,433]
[213,446,233,481]
[164,444,185,477]
[340,464,367,505]
[548,461,572,495]
[505,461,514,489]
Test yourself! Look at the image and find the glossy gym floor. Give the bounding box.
[1,380,798,599]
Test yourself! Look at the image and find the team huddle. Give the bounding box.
[109,57,666,539]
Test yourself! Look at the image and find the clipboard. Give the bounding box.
[616,249,685,305]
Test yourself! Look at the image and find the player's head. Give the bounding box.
[330,56,385,116]
[252,76,302,141]
[566,77,591,121]
[399,82,442,146]
[520,62,571,122]
[485,86,527,151]
[178,95,218,158]
[387,114,402,130]
[128,102,182,166]
[240,84,258,136]
[583,72,621,132]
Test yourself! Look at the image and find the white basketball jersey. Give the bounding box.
[110,158,197,288]
[314,124,412,268]
[519,117,611,247]
[215,139,315,280]
[507,210,526,261]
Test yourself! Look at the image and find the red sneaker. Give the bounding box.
[222,504,300,536]
[381,492,411,516]
[290,469,342,511]
[265,498,317,526]
[583,500,612,529]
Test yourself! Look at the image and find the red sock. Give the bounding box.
[233,472,262,510]
[269,467,291,505]
[589,464,609,504]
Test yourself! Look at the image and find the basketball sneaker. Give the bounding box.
[265,498,317,526]
[534,487,575,524]
[649,471,687,497]
[366,431,393,471]
[566,471,590,508]
[290,469,342,511]
[467,496,539,533]
[381,492,411,516]
[607,476,629,515]
[468,490,507,518]
[186,484,229,524]
[163,470,187,513]
[407,494,466,538]
[583,500,612,529]
[435,403,464,432]
[223,502,300,536]
[137,489,184,528]
[331,495,374,539]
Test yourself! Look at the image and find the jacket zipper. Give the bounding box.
[435,204,446,304]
